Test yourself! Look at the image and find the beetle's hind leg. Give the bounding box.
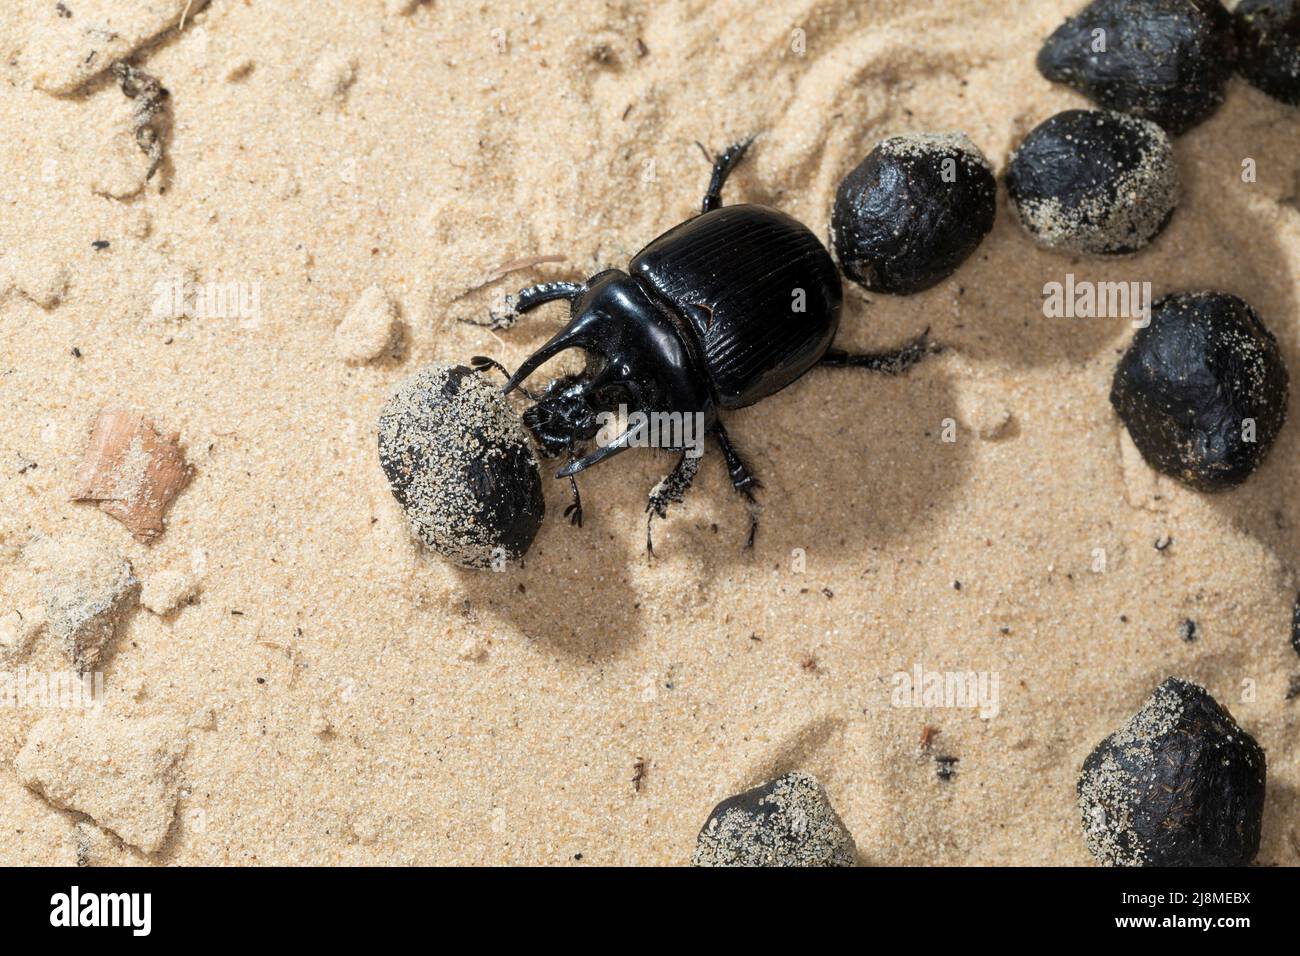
[714,424,762,550]
[645,451,702,556]
[463,281,586,331]
[698,136,756,214]
[820,328,942,375]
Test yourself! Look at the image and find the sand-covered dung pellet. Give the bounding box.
[692,771,857,867]
[1110,291,1289,491]
[1006,110,1178,256]
[378,365,544,569]
[1078,678,1266,866]
[1234,0,1300,105]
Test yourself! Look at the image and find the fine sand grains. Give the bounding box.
[0,0,1297,865]
[15,714,187,855]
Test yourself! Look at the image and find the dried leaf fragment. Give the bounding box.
[72,411,193,541]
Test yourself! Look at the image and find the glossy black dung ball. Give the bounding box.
[1110,292,1289,491]
[691,772,857,867]
[1005,110,1178,256]
[1078,678,1266,867]
[378,364,544,569]
[829,132,997,295]
[1037,0,1237,134]
[1235,0,1300,105]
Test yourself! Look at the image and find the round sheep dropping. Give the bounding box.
[691,771,857,867]
[377,364,544,569]
[1078,678,1266,867]
[1235,0,1300,105]
[830,132,997,295]
[1006,110,1178,256]
[1036,0,1237,134]
[1110,292,1289,491]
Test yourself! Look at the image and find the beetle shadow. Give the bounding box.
[448,472,646,662]
[655,346,972,573]
[1169,95,1300,561]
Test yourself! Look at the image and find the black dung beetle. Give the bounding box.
[473,139,938,552]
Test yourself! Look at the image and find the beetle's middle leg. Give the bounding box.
[820,328,942,375]
[714,424,762,550]
[698,136,756,214]
[563,449,585,528]
[645,451,702,556]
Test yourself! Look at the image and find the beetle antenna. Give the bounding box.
[471,355,540,401]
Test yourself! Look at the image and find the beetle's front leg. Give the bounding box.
[820,328,942,375]
[714,424,762,550]
[463,281,586,330]
[645,451,702,556]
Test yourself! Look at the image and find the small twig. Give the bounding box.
[452,254,567,300]
[486,254,567,283]
[257,638,303,687]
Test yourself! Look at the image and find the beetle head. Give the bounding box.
[521,375,602,458]
[503,273,668,476]
[519,363,647,466]
[503,270,715,478]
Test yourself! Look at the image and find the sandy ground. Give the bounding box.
[0,0,1297,865]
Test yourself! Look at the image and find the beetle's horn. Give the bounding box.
[555,421,643,478]
[501,315,598,396]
